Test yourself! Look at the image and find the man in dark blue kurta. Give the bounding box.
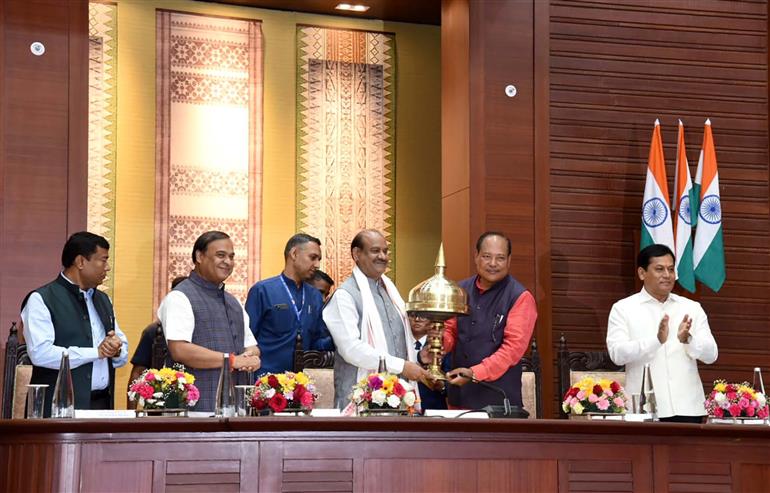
[245,234,335,374]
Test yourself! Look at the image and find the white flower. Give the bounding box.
[178,377,186,385]
[264,388,276,399]
[757,393,767,407]
[714,392,727,404]
[153,392,163,399]
[386,394,401,408]
[371,390,387,405]
[403,391,415,407]
[128,391,136,401]
[352,388,364,404]
[156,401,165,407]
[398,378,413,392]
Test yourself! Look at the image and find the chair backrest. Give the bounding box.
[303,368,335,409]
[292,333,335,408]
[557,334,624,418]
[293,333,334,371]
[151,323,169,369]
[12,365,33,419]
[3,322,21,419]
[519,339,542,418]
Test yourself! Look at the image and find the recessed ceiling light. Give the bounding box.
[335,3,370,12]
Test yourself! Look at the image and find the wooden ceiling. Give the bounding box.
[194,0,441,25]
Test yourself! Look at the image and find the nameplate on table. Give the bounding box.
[423,410,489,419]
[74,410,136,419]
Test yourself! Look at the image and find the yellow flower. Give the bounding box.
[260,375,269,385]
[737,384,753,395]
[714,381,727,393]
[599,379,612,390]
[577,377,594,393]
[295,372,309,386]
[184,372,195,385]
[382,379,394,393]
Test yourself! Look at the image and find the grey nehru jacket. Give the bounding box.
[332,275,407,408]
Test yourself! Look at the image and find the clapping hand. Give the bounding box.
[677,314,692,343]
[98,330,122,359]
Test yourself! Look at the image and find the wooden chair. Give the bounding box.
[293,334,335,408]
[557,334,624,418]
[519,339,542,419]
[3,321,33,419]
[151,322,170,369]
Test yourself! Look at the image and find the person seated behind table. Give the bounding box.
[410,313,449,410]
[311,269,335,303]
[126,275,187,408]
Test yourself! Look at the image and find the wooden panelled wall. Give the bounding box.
[443,0,769,417]
[548,0,769,411]
[0,0,88,395]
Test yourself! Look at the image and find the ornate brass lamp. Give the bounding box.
[406,244,469,380]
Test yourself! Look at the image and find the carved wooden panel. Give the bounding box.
[559,460,633,493]
[283,458,353,493]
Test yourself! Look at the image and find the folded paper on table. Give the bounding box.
[423,410,490,419]
[74,410,136,419]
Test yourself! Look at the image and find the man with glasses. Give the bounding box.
[443,232,538,411]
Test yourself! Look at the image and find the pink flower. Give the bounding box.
[185,385,200,405]
[145,372,156,381]
[726,391,737,401]
[746,405,756,417]
[612,397,625,408]
[569,397,579,406]
[137,383,154,400]
[605,388,614,397]
[713,407,724,418]
[758,406,770,419]
[300,392,314,407]
[596,398,610,411]
[588,394,599,403]
[368,375,383,390]
[576,390,586,400]
[728,404,742,417]
[739,397,750,409]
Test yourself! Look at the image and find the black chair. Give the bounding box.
[557,334,624,418]
[293,333,334,371]
[3,322,32,419]
[150,323,170,370]
[519,339,542,418]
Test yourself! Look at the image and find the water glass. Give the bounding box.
[234,385,252,417]
[630,393,642,414]
[26,384,49,419]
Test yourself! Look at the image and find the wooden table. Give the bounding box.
[2,417,769,492]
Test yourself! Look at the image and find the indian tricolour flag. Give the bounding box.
[693,119,725,292]
[640,119,674,253]
[672,120,695,292]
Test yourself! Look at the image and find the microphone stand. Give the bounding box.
[452,372,528,419]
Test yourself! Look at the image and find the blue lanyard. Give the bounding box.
[279,276,305,324]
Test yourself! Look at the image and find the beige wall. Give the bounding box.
[112,0,440,405]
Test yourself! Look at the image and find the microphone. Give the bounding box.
[452,372,529,419]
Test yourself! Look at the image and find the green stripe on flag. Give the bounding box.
[677,240,696,292]
[694,228,725,292]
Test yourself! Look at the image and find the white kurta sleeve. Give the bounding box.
[323,289,405,374]
[683,305,718,364]
[158,291,195,342]
[606,302,661,366]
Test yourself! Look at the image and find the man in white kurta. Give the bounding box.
[607,244,718,422]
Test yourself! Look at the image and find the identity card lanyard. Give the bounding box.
[279,276,305,324]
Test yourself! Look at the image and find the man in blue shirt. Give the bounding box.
[245,234,335,374]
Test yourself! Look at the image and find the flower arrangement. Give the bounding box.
[704,380,769,419]
[562,377,628,415]
[350,372,417,414]
[128,365,200,410]
[250,371,317,413]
